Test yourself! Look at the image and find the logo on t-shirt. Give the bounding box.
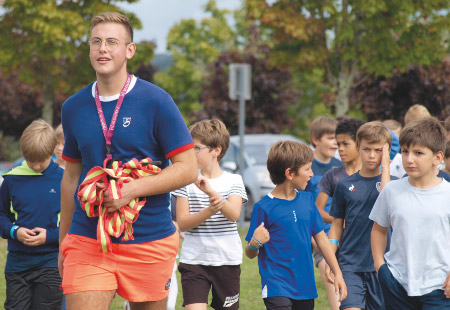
[123,117,131,127]
[293,210,297,222]
[49,188,57,194]
[165,278,171,290]
[376,181,381,192]
[348,184,355,192]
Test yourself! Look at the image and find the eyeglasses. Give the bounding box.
[89,38,130,51]
[194,146,210,153]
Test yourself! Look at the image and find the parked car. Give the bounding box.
[220,134,308,220]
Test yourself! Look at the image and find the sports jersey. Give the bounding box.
[370,178,450,296]
[245,191,325,300]
[173,171,247,265]
[305,157,342,234]
[330,172,397,272]
[62,76,193,243]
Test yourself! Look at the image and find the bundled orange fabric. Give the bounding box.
[77,158,161,252]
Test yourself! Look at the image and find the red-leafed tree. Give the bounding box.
[193,48,301,135]
[351,57,450,123]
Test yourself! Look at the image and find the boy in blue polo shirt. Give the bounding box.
[245,140,347,310]
[370,118,450,309]
[327,121,396,310]
[0,119,64,310]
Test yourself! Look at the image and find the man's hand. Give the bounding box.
[253,222,270,245]
[16,227,36,243]
[98,181,136,213]
[22,227,47,246]
[333,272,347,302]
[194,176,215,196]
[325,262,335,284]
[443,272,450,298]
[58,252,65,279]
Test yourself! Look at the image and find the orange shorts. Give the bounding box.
[61,232,178,302]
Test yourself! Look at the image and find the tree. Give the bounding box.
[351,57,450,123]
[246,0,450,116]
[0,0,153,125]
[155,0,241,118]
[193,49,300,135]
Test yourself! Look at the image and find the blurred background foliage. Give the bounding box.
[1,0,450,160]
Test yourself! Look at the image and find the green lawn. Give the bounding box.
[0,230,331,310]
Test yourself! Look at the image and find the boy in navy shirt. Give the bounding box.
[0,119,64,310]
[327,121,395,310]
[245,140,347,310]
[370,118,450,309]
[315,118,365,310]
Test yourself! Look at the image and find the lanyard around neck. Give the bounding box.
[94,73,132,160]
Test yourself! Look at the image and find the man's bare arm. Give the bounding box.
[102,149,198,211]
[59,161,83,244]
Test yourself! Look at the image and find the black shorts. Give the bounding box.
[178,262,240,310]
[263,296,314,310]
[5,267,63,310]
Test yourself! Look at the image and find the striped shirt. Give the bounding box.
[173,171,247,265]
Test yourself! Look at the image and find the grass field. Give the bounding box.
[0,230,331,310]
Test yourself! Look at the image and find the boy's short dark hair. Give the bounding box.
[445,141,450,158]
[189,119,230,162]
[336,118,366,142]
[267,140,313,185]
[309,116,338,147]
[356,121,392,148]
[20,119,56,162]
[399,118,446,154]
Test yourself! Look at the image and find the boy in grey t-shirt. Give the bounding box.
[370,118,450,310]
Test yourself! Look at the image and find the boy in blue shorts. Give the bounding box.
[245,140,347,310]
[174,119,247,310]
[327,121,395,310]
[370,118,450,310]
[315,118,365,310]
[0,119,64,310]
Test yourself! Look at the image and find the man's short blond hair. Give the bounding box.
[309,116,338,147]
[91,12,133,42]
[267,141,313,185]
[20,119,56,162]
[404,104,431,125]
[356,121,392,149]
[189,119,230,162]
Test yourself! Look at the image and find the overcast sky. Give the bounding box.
[117,0,242,53]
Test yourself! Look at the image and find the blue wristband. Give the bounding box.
[248,242,259,251]
[329,239,339,247]
[10,225,19,239]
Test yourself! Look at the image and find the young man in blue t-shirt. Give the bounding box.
[0,120,64,310]
[315,118,365,310]
[59,12,197,310]
[245,140,347,310]
[326,122,396,310]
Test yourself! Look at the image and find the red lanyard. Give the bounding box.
[94,73,132,160]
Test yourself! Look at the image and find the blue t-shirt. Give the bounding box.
[245,191,325,300]
[329,172,397,272]
[305,157,342,234]
[62,77,193,243]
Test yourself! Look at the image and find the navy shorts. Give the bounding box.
[377,264,450,310]
[263,296,314,310]
[340,270,385,310]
